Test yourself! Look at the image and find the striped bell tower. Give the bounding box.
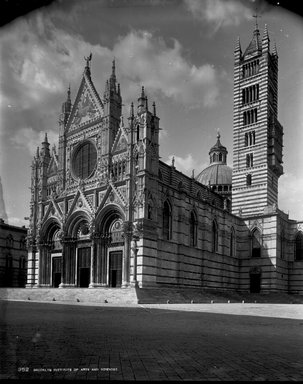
[232,22,283,217]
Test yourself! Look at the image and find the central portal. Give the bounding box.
[109,251,122,287]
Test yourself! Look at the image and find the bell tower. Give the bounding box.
[232,22,283,217]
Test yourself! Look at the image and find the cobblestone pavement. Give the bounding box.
[1,300,303,381]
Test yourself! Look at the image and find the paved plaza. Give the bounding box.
[1,300,303,381]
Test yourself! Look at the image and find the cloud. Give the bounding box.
[279,173,303,220]
[0,11,220,156]
[184,0,252,31]
[10,127,58,155]
[113,31,219,108]
[166,153,207,176]
[8,217,28,227]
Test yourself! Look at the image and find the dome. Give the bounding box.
[195,132,232,196]
[196,163,232,186]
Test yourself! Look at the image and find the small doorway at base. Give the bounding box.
[250,268,261,293]
[109,251,122,288]
[78,247,91,288]
[52,257,62,288]
[79,268,90,288]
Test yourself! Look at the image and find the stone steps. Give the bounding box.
[1,287,302,305]
[136,287,303,304]
[0,287,138,305]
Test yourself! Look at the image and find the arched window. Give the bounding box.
[230,227,236,257]
[136,124,140,141]
[295,232,303,261]
[212,220,218,252]
[219,153,223,162]
[163,200,172,240]
[189,211,197,247]
[252,228,262,257]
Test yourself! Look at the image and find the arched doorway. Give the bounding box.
[108,219,123,287]
[75,220,91,288]
[96,206,125,288]
[40,220,62,287]
[250,267,261,293]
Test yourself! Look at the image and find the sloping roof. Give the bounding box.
[243,29,262,58]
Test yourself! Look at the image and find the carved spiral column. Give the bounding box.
[100,233,111,286]
[122,221,132,287]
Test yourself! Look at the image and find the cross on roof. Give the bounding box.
[253,11,261,30]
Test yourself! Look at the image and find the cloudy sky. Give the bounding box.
[0,0,302,226]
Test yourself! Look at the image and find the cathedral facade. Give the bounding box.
[26,25,303,294]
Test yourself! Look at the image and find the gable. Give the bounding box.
[67,74,104,133]
[111,127,128,154]
[47,155,58,177]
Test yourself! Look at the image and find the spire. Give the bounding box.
[111,59,116,79]
[43,132,48,144]
[262,23,269,40]
[152,101,156,116]
[235,36,241,52]
[41,132,50,158]
[130,102,134,118]
[137,86,147,114]
[262,23,270,52]
[0,177,8,222]
[61,84,72,118]
[109,59,117,91]
[273,41,278,56]
[67,84,71,101]
[243,15,262,58]
[84,53,92,70]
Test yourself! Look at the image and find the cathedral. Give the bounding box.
[26,24,303,294]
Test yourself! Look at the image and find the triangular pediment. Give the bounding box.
[66,71,104,132]
[66,189,94,219]
[42,199,62,224]
[111,126,128,154]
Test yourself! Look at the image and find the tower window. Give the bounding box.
[242,60,260,79]
[242,84,259,105]
[245,131,255,146]
[246,174,252,186]
[246,153,253,168]
[243,109,257,126]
